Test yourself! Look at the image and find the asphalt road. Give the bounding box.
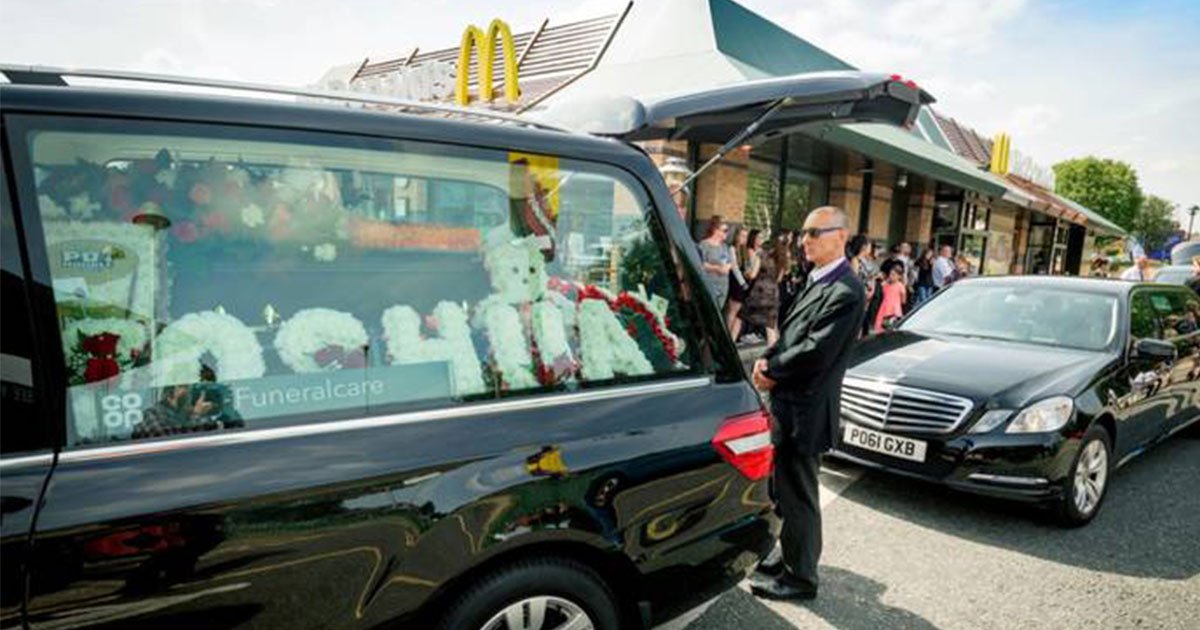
[687,432,1200,630]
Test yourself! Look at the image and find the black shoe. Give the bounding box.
[752,545,785,580]
[751,561,784,583]
[750,574,818,601]
[748,569,777,589]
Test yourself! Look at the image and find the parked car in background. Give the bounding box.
[832,276,1199,526]
[1170,240,1200,266]
[1155,265,1193,286]
[0,67,929,629]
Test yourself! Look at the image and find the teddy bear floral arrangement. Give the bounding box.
[468,230,686,390]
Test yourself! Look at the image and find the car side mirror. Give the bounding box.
[1133,338,1177,361]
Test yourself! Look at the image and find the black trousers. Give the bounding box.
[774,449,822,588]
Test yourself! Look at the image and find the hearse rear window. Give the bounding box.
[17,118,698,447]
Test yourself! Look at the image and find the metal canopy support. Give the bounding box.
[774,135,789,231]
[349,57,371,82]
[858,158,874,234]
[518,19,550,67]
[516,1,633,114]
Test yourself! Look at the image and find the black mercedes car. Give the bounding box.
[832,276,1199,526]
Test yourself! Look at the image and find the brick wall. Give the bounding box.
[866,162,895,241]
[641,139,688,166]
[694,144,750,228]
[828,151,864,229]
[905,176,935,247]
[1011,208,1030,274]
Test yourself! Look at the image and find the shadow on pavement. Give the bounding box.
[690,566,939,630]
[836,434,1200,580]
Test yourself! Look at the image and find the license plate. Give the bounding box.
[842,423,927,462]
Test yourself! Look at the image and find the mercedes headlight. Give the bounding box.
[969,410,1013,434]
[1005,396,1074,434]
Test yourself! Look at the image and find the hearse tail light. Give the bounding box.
[1006,396,1074,433]
[713,409,774,480]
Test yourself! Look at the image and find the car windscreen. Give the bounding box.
[1154,267,1192,285]
[901,284,1119,351]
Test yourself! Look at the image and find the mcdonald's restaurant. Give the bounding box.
[318,0,1123,276]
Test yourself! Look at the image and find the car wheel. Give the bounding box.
[438,557,620,630]
[1056,425,1111,527]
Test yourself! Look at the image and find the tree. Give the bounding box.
[1131,195,1180,256]
[1052,157,1143,231]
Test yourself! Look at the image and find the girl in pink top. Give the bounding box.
[874,260,907,334]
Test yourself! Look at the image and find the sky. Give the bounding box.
[2,0,1198,227]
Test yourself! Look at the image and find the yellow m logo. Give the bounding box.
[990,132,1011,175]
[456,19,520,106]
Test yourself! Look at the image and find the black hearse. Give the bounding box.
[0,66,928,629]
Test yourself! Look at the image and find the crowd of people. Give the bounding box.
[699,215,974,345]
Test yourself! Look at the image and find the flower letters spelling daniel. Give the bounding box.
[750,206,865,601]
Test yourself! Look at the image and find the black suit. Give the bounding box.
[762,258,865,588]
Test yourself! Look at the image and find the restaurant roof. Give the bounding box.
[348,9,630,112]
[929,113,1126,236]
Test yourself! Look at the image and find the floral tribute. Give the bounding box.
[474,232,577,391]
[547,278,683,373]
[381,301,487,396]
[153,311,266,386]
[274,308,370,373]
[469,230,685,392]
[62,318,150,385]
[61,232,688,395]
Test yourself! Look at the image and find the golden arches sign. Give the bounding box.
[455,19,520,106]
[989,132,1012,175]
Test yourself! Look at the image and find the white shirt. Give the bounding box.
[809,257,848,286]
[896,254,915,284]
[932,256,954,287]
[1120,266,1151,282]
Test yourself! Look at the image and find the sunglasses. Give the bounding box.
[800,226,844,239]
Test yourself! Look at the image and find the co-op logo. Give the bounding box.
[455,19,521,106]
[101,392,144,431]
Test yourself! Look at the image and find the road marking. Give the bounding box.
[819,461,865,508]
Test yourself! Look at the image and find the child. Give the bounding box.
[874,259,907,334]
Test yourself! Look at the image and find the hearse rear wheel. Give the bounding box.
[438,557,619,630]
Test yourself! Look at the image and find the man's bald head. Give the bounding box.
[807,206,849,229]
[802,206,851,266]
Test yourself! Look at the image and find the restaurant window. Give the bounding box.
[933,202,958,233]
[1025,214,1064,275]
[781,175,827,231]
[959,234,988,276]
[744,154,779,232]
[961,199,990,231]
[16,117,700,447]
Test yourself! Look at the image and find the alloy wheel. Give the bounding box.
[480,596,594,630]
[1073,438,1108,516]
